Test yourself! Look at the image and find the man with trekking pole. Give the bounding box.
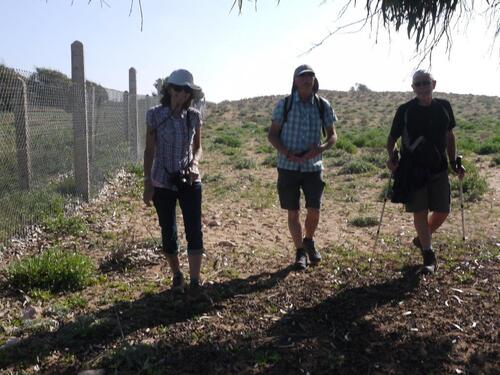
[386,70,465,274]
[268,64,337,270]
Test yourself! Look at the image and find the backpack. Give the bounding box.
[281,93,327,138]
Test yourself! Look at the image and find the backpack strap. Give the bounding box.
[281,94,327,138]
[283,95,293,124]
[314,94,327,137]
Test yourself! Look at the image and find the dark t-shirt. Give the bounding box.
[390,98,456,173]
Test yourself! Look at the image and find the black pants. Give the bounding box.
[152,182,203,256]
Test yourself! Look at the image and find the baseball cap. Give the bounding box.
[293,64,315,78]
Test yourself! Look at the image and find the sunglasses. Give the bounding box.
[413,80,432,87]
[170,84,192,94]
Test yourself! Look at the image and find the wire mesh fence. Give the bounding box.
[0,64,155,246]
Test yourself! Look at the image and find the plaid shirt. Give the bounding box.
[146,105,202,190]
[272,91,337,171]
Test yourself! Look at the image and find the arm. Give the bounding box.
[447,129,465,179]
[189,127,203,183]
[268,120,288,156]
[268,120,302,162]
[143,128,156,206]
[446,129,456,163]
[386,135,399,172]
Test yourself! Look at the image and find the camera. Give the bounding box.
[170,169,191,189]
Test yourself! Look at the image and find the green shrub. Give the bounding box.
[125,164,143,177]
[213,134,241,148]
[256,144,274,154]
[234,158,256,170]
[335,138,357,154]
[450,160,488,202]
[361,152,386,168]
[202,173,224,183]
[350,216,379,227]
[42,214,88,237]
[262,155,277,167]
[457,137,477,153]
[475,139,499,155]
[221,147,241,156]
[352,128,387,148]
[6,247,96,292]
[339,160,376,175]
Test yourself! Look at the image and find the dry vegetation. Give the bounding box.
[0,90,498,374]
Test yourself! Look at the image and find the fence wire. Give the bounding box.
[0,64,154,246]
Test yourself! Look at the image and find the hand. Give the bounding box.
[285,150,305,163]
[451,163,466,180]
[386,158,399,172]
[188,164,200,184]
[189,171,199,184]
[304,143,323,160]
[286,153,305,163]
[143,182,154,206]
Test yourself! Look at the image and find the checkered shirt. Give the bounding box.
[271,91,337,171]
[146,105,202,190]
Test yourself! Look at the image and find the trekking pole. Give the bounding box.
[457,155,465,241]
[370,150,398,267]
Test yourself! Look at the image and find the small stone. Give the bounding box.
[78,370,106,375]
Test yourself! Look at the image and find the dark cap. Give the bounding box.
[293,64,315,78]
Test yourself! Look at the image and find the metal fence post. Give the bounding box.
[13,77,32,190]
[123,90,129,140]
[71,41,90,201]
[128,68,139,163]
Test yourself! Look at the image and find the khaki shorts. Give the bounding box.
[405,170,451,213]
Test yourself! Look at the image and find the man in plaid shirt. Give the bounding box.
[268,64,338,270]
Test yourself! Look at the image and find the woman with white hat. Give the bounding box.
[143,69,205,294]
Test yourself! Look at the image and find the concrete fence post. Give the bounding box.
[13,77,32,190]
[128,68,139,163]
[71,40,90,201]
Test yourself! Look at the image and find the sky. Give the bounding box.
[0,0,499,103]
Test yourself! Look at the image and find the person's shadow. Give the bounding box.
[258,265,455,374]
[84,265,445,374]
[0,265,294,370]
[1,265,459,374]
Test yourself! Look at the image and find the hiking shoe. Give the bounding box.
[188,278,212,303]
[295,248,308,270]
[303,238,321,264]
[412,237,422,250]
[171,272,185,293]
[189,278,201,289]
[421,249,437,274]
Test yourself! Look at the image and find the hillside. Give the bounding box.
[0,90,498,374]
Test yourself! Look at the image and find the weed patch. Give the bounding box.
[350,216,379,227]
[339,160,376,175]
[6,247,96,292]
